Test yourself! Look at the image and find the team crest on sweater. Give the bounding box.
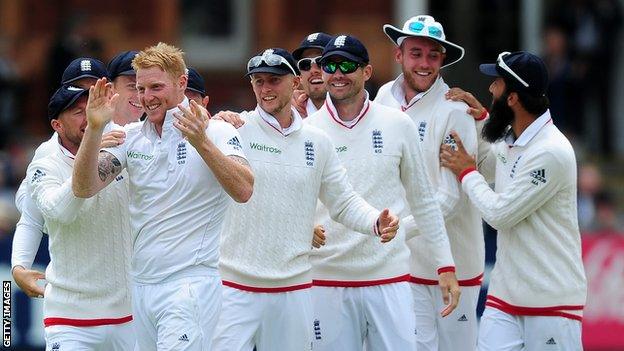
[372,129,384,153]
[305,141,315,166]
[176,141,187,164]
[418,121,427,142]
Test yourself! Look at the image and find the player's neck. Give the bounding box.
[333,90,366,121]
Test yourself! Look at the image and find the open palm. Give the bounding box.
[86,78,118,129]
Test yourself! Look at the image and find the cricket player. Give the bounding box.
[375,15,483,350]
[185,67,210,107]
[12,56,122,298]
[291,32,333,117]
[25,85,133,350]
[305,34,456,350]
[440,51,587,350]
[72,42,254,350]
[212,47,400,351]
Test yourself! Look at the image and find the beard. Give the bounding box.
[482,92,515,143]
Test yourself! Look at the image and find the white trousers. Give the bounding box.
[478,307,582,351]
[411,283,480,351]
[311,282,416,351]
[45,322,134,351]
[212,286,313,351]
[132,275,222,351]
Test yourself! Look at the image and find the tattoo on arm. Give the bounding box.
[228,155,250,167]
[97,151,123,182]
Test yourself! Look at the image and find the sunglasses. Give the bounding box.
[408,21,443,39]
[247,52,298,76]
[496,51,529,87]
[321,60,363,74]
[297,56,322,71]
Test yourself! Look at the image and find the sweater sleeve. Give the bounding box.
[400,118,455,271]
[462,149,564,231]
[475,116,497,183]
[27,159,85,224]
[436,109,479,220]
[318,134,380,236]
[11,193,44,270]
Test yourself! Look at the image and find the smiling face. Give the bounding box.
[112,75,143,125]
[322,56,371,105]
[298,48,326,101]
[396,36,445,94]
[136,66,187,125]
[250,72,299,116]
[51,95,88,153]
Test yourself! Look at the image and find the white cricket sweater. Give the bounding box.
[219,107,380,291]
[376,76,485,284]
[305,97,454,285]
[461,111,586,320]
[26,140,132,326]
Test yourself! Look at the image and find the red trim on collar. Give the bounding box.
[261,116,286,136]
[325,100,371,129]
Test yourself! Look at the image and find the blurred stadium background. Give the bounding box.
[0,0,622,349]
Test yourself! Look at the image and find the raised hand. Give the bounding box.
[377,208,399,243]
[86,78,118,130]
[212,110,244,129]
[174,100,210,148]
[100,130,126,148]
[445,87,487,120]
[292,89,308,118]
[440,131,476,176]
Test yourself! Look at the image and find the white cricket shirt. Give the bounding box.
[104,97,247,284]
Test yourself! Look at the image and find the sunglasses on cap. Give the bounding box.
[497,51,529,88]
[247,52,298,75]
[297,56,322,72]
[321,60,363,74]
[409,21,443,39]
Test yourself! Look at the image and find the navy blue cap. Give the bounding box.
[61,57,107,84]
[246,48,300,76]
[320,35,369,64]
[48,85,89,120]
[186,67,206,97]
[479,51,548,96]
[108,50,138,81]
[292,32,333,60]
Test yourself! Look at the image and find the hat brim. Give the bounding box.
[62,73,102,85]
[479,63,500,77]
[320,50,367,64]
[186,87,206,97]
[383,24,465,69]
[292,45,325,60]
[111,69,136,79]
[245,66,294,77]
[50,89,89,120]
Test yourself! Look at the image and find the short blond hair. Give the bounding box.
[132,42,187,79]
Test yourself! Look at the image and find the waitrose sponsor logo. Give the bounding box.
[127,151,154,160]
[250,142,282,154]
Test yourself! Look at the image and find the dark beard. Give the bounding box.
[482,92,514,143]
